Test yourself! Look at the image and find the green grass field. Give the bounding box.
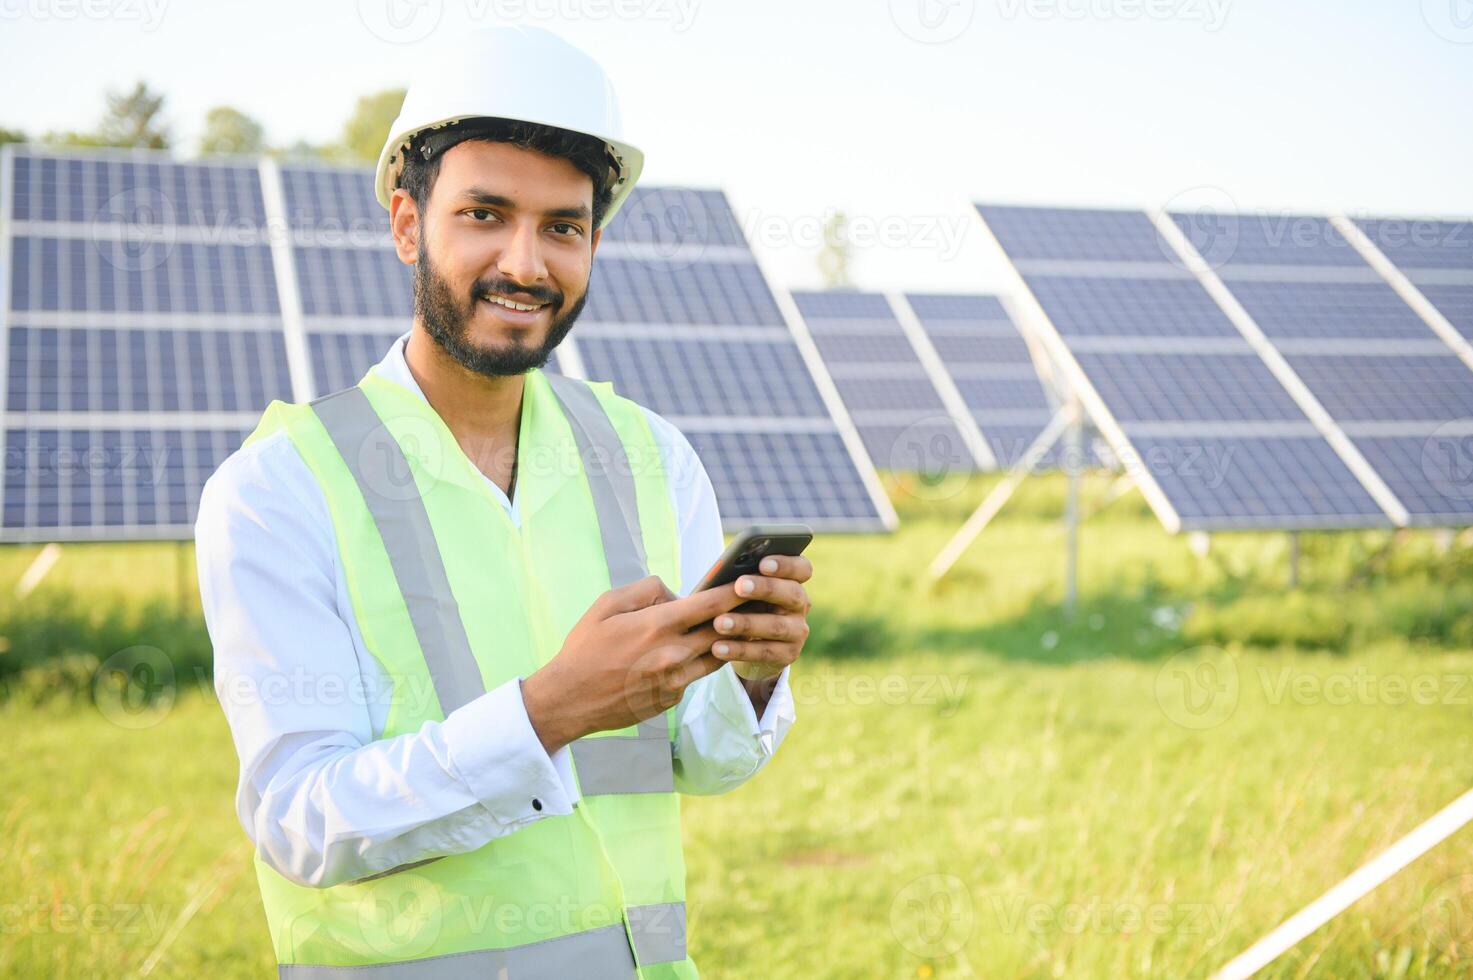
[4,474,1473,978]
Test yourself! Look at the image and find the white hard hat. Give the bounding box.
[374,25,644,230]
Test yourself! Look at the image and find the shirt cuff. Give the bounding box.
[439,677,579,827]
[712,662,796,758]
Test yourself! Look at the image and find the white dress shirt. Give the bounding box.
[195,333,795,888]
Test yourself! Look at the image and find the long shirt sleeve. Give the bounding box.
[197,336,794,888]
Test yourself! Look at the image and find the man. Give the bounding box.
[196,25,812,978]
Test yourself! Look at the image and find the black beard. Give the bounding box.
[413,237,587,377]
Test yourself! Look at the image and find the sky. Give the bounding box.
[2,0,1470,294]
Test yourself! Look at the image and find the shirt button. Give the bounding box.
[532,798,543,812]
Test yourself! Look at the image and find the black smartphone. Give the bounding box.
[694,524,814,593]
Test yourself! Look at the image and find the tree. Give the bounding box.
[817,210,853,289]
[97,81,170,148]
[199,106,265,156]
[0,126,26,146]
[43,81,170,149]
[337,89,405,162]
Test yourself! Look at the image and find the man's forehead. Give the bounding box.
[436,140,593,204]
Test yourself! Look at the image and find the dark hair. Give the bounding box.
[397,118,614,231]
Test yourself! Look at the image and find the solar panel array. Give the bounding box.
[0,146,895,540]
[978,203,1473,531]
[792,289,987,478]
[976,204,1394,531]
[1172,211,1473,525]
[4,150,281,538]
[902,292,1067,468]
[566,188,894,530]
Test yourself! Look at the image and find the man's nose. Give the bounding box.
[497,221,548,286]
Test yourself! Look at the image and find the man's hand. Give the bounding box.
[711,554,813,687]
[521,575,753,754]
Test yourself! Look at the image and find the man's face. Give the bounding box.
[403,140,600,376]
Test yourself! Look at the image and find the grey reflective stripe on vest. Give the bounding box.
[627,901,687,965]
[543,376,675,795]
[312,388,485,715]
[278,922,637,979]
[543,373,648,589]
[316,379,671,798]
[569,714,675,795]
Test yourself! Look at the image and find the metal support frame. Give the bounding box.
[1063,412,1083,615]
[1212,787,1473,979]
[928,402,1078,586]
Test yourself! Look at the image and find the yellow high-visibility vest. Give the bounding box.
[242,364,694,979]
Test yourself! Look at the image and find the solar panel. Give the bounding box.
[2,147,287,540]
[1354,219,1473,343]
[903,291,1069,469]
[791,289,987,477]
[572,191,894,531]
[1172,210,1473,526]
[1,146,892,539]
[977,203,1394,531]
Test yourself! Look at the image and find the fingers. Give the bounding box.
[600,575,676,617]
[713,611,809,644]
[757,554,813,584]
[675,651,725,687]
[660,582,749,630]
[711,638,801,667]
[731,574,810,613]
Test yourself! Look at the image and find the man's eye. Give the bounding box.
[468,208,494,221]
[551,222,581,237]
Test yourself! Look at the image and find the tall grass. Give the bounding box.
[4,474,1473,977]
